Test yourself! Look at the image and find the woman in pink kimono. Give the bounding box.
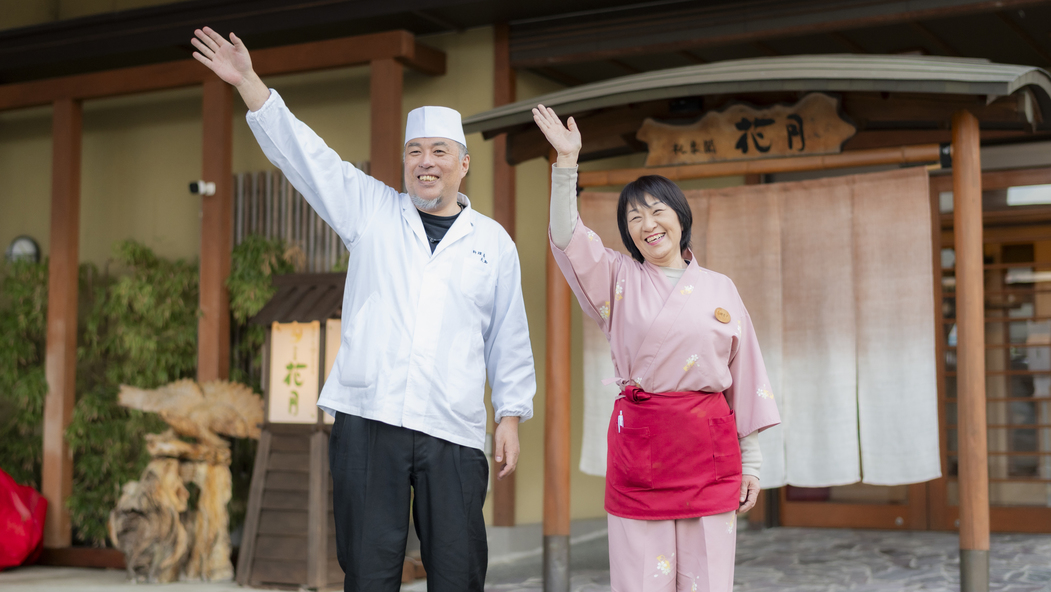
[533,105,781,592]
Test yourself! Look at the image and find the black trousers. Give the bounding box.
[329,413,489,592]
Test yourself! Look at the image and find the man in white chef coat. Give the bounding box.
[192,27,536,592]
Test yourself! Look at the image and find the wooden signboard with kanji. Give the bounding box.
[637,92,856,167]
[268,321,320,425]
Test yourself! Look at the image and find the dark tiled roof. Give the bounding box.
[251,273,344,325]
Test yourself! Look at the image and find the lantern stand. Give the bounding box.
[236,273,345,590]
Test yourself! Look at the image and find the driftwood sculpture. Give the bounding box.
[109,380,262,583]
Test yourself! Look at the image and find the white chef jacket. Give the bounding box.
[246,90,536,450]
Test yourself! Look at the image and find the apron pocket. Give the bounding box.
[708,412,742,481]
[610,426,653,490]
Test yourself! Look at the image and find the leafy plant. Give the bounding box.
[67,241,199,546]
[227,235,295,391]
[1,236,293,548]
[0,260,49,488]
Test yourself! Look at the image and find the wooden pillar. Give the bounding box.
[42,97,82,548]
[492,21,518,527]
[307,430,329,588]
[543,150,571,592]
[370,58,404,190]
[492,23,517,237]
[952,109,990,592]
[198,79,233,381]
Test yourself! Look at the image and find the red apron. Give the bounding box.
[605,386,742,520]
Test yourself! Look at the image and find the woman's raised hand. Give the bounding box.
[532,104,581,168]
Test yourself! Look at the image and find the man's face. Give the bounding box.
[404,138,470,209]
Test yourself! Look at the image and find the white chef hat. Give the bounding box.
[404,106,467,147]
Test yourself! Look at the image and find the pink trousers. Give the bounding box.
[607,511,737,592]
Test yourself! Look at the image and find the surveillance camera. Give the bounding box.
[189,180,217,196]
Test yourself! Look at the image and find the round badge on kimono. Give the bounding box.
[715,308,731,324]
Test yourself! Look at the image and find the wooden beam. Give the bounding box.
[543,148,572,591]
[578,144,942,187]
[369,58,404,190]
[400,41,447,77]
[752,40,781,56]
[996,11,1051,65]
[0,60,203,112]
[909,22,963,57]
[251,31,445,78]
[511,0,1046,67]
[828,31,869,54]
[42,97,82,549]
[532,67,583,88]
[198,79,233,382]
[492,22,517,528]
[0,31,445,112]
[930,165,1051,193]
[951,109,990,591]
[781,500,920,529]
[38,547,124,569]
[678,50,708,64]
[609,59,642,74]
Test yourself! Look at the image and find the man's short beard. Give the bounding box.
[410,192,444,212]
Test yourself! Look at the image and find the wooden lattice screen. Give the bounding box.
[233,164,369,273]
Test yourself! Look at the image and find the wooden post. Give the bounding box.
[492,22,517,237]
[952,109,990,592]
[42,97,82,548]
[492,21,518,527]
[543,150,571,592]
[370,58,404,190]
[307,430,329,588]
[198,79,233,381]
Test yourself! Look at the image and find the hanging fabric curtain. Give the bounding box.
[576,167,940,488]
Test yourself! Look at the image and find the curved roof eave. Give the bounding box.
[463,54,1051,136]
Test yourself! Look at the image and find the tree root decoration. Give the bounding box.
[109,381,262,583]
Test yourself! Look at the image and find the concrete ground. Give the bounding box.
[3,523,1050,591]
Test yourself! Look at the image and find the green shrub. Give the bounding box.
[67,242,199,546]
[0,237,291,547]
[228,235,295,391]
[0,261,49,488]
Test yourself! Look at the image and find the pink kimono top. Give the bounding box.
[551,219,781,520]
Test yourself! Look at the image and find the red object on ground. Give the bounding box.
[0,467,47,571]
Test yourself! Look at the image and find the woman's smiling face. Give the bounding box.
[625,193,684,268]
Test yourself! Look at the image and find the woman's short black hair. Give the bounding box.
[616,175,692,263]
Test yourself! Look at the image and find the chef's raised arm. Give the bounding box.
[193,26,390,245]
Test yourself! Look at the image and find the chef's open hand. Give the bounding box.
[532,104,581,168]
[192,27,254,86]
[494,416,521,480]
[738,475,760,513]
[191,26,270,110]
